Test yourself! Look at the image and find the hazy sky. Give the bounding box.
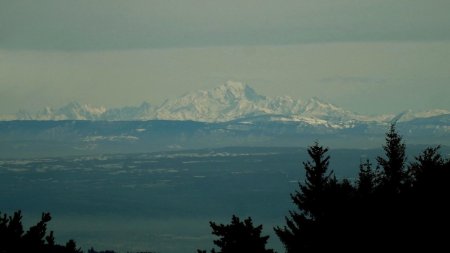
[1,0,449,115]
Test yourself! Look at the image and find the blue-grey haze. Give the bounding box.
[3,146,446,253]
[0,0,449,114]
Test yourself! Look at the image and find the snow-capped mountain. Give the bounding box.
[151,81,372,124]
[392,109,450,123]
[3,81,449,126]
[31,102,107,120]
[101,102,154,121]
[155,81,267,122]
[1,81,449,156]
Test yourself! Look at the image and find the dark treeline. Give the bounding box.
[0,210,149,253]
[200,124,450,253]
[0,211,82,253]
[2,124,449,253]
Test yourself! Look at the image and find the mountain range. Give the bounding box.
[3,81,449,128]
[0,81,449,157]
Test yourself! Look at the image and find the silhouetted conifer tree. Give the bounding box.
[274,142,335,253]
[376,124,406,193]
[410,146,446,189]
[407,145,450,251]
[272,126,450,252]
[0,210,81,253]
[370,124,411,250]
[65,240,82,253]
[0,211,24,253]
[357,159,375,196]
[294,143,333,219]
[198,215,275,253]
[23,212,52,251]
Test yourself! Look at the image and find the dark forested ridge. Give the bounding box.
[1,124,449,252]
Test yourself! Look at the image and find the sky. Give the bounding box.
[1,0,449,115]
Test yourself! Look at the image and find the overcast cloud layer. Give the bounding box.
[1,0,449,115]
[1,0,450,50]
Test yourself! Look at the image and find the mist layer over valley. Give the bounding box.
[2,146,448,252]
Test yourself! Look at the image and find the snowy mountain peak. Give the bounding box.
[220,80,247,91]
[28,102,107,120]
[155,81,268,122]
[300,97,355,120]
[306,96,326,104]
[4,81,449,125]
[393,109,450,122]
[212,81,264,102]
